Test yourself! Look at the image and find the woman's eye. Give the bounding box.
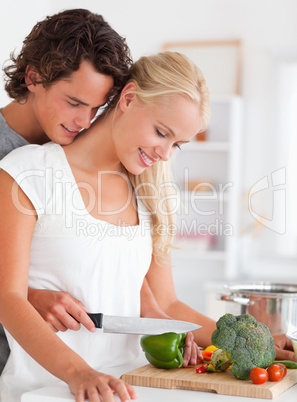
[156,129,182,150]
[156,129,166,138]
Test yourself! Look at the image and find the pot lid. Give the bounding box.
[224,281,297,298]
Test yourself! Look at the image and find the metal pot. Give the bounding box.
[219,282,297,335]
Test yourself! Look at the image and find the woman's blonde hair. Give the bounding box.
[127,51,210,262]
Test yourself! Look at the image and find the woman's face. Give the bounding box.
[113,91,203,175]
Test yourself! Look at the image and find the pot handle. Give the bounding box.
[218,294,255,306]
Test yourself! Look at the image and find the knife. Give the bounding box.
[87,313,202,335]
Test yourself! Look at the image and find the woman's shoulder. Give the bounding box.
[0,142,62,171]
[2,141,61,158]
[0,143,65,219]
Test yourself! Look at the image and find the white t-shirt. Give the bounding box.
[0,142,153,401]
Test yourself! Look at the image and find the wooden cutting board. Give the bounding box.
[120,364,297,399]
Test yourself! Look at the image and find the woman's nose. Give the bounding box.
[155,144,174,161]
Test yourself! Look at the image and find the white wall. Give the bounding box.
[1,0,297,272]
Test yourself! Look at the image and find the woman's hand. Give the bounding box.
[273,333,296,361]
[182,332,202,366]
[68,367,138,402]
[28,288,96,333]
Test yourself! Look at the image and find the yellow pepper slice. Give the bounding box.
[204,345,218,353]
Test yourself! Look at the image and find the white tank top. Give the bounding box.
[0,142,153,401]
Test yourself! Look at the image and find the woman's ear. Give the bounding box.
[25,65,39,92]
[119,82,137,111]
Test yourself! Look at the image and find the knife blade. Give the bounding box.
[87,313,202,335]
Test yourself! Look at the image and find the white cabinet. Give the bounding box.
[170,95,243,303]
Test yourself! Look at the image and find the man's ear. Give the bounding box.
[25,65,39,92]
[119,82,137,111]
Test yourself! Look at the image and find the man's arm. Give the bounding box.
[27,288,95,332]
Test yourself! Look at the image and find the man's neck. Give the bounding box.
[1,100,49,145]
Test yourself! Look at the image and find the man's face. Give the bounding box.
[27,61,114,145]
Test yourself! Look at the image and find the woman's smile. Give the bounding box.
[138,148,156,167]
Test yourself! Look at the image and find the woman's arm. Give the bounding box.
[273,334,296,361]
[140,278,171,319]
[140,275,202,366]
[0,171,136,401]
[146,253,297,361]
[145,254,216,348]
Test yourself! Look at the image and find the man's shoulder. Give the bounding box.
[0,110,29,159]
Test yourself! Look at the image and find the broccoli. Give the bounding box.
[211,313,276,380]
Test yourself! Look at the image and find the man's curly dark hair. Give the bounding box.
[3,8,132,107]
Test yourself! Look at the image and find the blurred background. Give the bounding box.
[1,0,296,320]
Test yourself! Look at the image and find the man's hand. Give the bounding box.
[28,288,96,333]
[68,366,138,402]
[273,333,297,361]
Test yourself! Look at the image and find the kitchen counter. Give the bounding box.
[21,355,297,402]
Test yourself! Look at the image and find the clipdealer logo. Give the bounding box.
[10,166,236,238]
[248,167,286,234]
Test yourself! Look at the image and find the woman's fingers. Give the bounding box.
[182,332,201,366]
[193,343,202,365]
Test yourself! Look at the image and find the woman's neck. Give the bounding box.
[62,110,123,173]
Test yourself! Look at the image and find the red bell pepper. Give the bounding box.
[201,350,213,361]
[196,363,208,373]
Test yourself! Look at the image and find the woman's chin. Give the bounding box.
[123,162,148,176]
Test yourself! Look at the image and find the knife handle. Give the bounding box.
[87,313,103,329]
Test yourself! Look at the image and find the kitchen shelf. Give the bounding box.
[171,95,243,279]
[182,141,230,152]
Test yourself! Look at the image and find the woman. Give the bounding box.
[0,51,210,401]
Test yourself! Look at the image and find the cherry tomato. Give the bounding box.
[275,363,287,378]
[250,367,268,384]
[267,364,283,382]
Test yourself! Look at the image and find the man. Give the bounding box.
[0,7,132,374]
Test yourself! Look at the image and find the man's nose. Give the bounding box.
[74,109,93,129]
